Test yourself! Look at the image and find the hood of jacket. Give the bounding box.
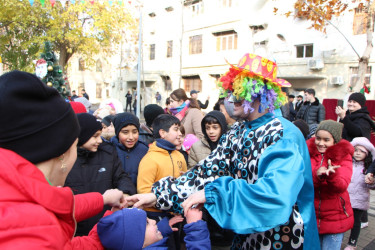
[307,137,354,163]
[201,110,228,150]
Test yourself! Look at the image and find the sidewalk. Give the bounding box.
[341,190,375,249]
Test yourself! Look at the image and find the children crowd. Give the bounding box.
[1,53,375,250]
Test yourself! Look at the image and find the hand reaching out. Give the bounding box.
[185,208,203,224]
[181,189,206,217]
[365,173,375,184]
[125,193,157,209]
[102,189,127,208]
[168,215,184,231]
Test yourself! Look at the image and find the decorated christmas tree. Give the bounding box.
[36,41,70,98]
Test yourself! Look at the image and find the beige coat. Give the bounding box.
[188,138,211,169]
[181,108,204,139]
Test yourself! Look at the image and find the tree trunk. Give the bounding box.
[353,1,373,93]
[58,44,72,73]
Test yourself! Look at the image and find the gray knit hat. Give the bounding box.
[316,120,343,143]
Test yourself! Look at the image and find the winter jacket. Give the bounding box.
[289,101,296,121]
[64,141,136,236]
[307,138,354,234]
[0,148,104,249]
[348,160,375,210]
[296,98,326,125]
[139,123,154,146]
[181,108,204,140]
[137,141,187,212]
[188,138,211,169]
[111,136,149,186]
[340,107,375,141]
[295,100,303,113]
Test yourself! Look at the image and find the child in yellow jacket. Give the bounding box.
[137,114,187,217]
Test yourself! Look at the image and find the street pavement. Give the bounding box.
[341,190,375,249]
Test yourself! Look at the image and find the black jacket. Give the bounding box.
[198,99,209,109]
[296,98,326,125]
[340,107,375,142]
[64,141,136,236]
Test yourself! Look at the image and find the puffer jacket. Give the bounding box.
[348,160,375,210]
[340,107,375,141]
[0,148,104,249]
[64,141,136,236]
[307,138,354,234]
[110,136,149,186]
[296,98,326,125]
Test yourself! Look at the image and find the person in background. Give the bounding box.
[295,94,304,113]
[75,96,92,114]
[71,90,78,101]
[177,125,188,164]
[81,88,89,100]
[125,90,132,112]
[164,97,171,114]
[64,113,136,236]
[335,92,375,142]
[0,71,125,248]
[139,104,165,145]
[156,91,162,105]
[296,88,325,126]
[293,119,310,140]
[101,115,116,142]
[97,207,210,250]
[288,94,296,121]
[111,112,149,186]
[170,88,204,139]
[190,89,209,109]
[344,137,375,250]
[307,120,354,250]
[70,101,87,114]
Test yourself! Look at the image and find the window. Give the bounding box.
[150,44,155,60]
[189,35,202,54]
[183,76,201,92]
[220,0,233,7]
[296,44,313,58]
[78,58,85,71]
[353,7,371,35]
[184,0,203,16]
[167,40,173,58]
[96,59,102,72]
[214,31,237,51]
[96,83,102,98]
[350,66,372,86]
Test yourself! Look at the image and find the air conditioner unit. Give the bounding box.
[331,76,344,85]
[308,59,324,70]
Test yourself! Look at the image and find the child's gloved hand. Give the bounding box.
[168,215,184,231]
[365,173,375,184]
[186,208,202,224]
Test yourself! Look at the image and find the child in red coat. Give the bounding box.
[307,120,354,250]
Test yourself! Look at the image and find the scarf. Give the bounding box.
[169,100,190,121]
[156,139,176,152]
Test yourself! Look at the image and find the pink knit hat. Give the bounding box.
[183,134,199,151]
[351,137,375,161]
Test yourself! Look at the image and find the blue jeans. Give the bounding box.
[319,233,344,250]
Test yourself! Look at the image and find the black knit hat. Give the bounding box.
[293,119,309,139]
[144,104,164,127]
[77,113,103,146]
[102,115,115,127]
[113,112,140,138]
[0,71,80,164]
[349,92,366,107]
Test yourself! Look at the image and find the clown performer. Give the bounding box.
[126,53,319,250]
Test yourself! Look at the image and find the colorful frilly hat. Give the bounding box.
[218,53,290,114]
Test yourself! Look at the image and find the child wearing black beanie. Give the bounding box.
[110,112,149,186]
[65,113,136,236]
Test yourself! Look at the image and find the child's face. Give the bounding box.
[143,218,163,248]
[354,146,368,162]
[315,130,335,153]
[118,125,139,149]
[161,124,182,146]
[82,130,103,152]
[176,134,185,150]
[205,123,222,142]
[102,122,115,134]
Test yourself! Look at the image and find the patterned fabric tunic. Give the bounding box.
[152,113,319,250]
